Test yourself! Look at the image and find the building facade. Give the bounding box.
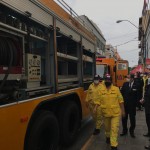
[105,44,122,60]
[78,15,106,56]
[138,2,150,68]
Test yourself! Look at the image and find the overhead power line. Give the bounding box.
[119,48,140,53]
[107,32,137,40]
[114,37,138,47]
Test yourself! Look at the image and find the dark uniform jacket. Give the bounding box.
[144,84,150,114]
[121,81,138,114]
[134,77,144,100]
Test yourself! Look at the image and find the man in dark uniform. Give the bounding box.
[141,77,150,149]
[120,74,139,138]
[134,72,144,111]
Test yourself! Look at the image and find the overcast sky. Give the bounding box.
[62,0,144,67]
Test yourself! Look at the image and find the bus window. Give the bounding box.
[96,64,108,78]
[118,63,127,70]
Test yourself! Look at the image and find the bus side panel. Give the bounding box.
[0,103,36,150]
[116,61,128,87]
[81,91,91,117]
[0,88,88,150]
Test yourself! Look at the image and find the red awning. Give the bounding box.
[146,59,150,72]
[146,58,150,65]
[130,65,143,74]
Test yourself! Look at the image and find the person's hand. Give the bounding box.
[139,98,144,104]
[132,89,137,91]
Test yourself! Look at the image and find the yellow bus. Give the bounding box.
[96,57,128,87]
[0,0,96,149]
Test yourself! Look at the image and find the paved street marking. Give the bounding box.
[81,135,96,150]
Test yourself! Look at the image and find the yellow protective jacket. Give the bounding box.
[86,83,102,105]
[99,84,124,117]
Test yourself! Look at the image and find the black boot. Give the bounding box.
[129,128,135,138]
[120,131,127,136]
[111,146,118,150]
[93,129,100,135]
[106,137,110,144]
[130,132,136,138]
[143,133,150,137]
[145,145,150,149]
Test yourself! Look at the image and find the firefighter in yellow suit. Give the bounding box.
[86,75,103,135]
[99,75,125,150]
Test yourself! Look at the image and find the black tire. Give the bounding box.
[59,101,80,146]
[26,111,59,150]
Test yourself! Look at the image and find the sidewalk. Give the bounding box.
[84,110,150,150]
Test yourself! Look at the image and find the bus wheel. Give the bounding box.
[59,101,80,146]
[26,111,59,150]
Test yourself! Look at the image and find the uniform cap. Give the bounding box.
[94,74,100,80]
[104,74,112,81]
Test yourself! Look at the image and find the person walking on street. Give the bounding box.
[140,76,150,139]
[99,74,125,150]
[140,77,150,149]
[134,72,144,111]
[86,75,103,135]
[120,74,139,138]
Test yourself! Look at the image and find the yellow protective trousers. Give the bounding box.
[88,103,103,129]
[104,116,120,147]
